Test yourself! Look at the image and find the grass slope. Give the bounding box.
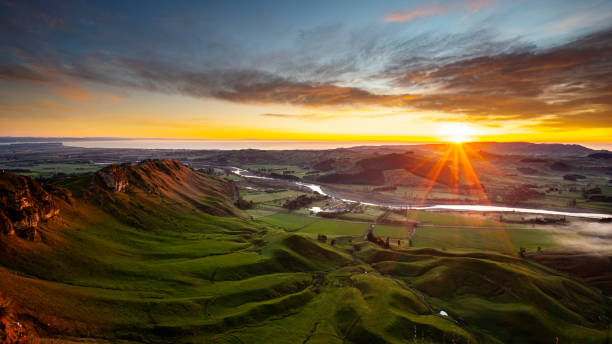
[0,165,610,343]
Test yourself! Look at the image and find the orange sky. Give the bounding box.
[1,1,611,144]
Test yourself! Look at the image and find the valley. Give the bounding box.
[1,142,612,343]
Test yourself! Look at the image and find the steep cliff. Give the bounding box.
[0,172,70,240]
[89,159,239,218]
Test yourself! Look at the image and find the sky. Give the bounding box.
[0,0,611,143]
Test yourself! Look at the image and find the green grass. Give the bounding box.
[403,210,513,227]
[256,213,575,253]
[1,172,610,343]
[243,164,312,178]
[242,190,305,203]
[245,207,280,218]
[258,213,320,230]
[410,226,580,253]
[299,219,368,236]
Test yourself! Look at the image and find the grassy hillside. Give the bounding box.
[0,161,610,343]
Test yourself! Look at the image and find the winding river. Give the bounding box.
[230,167,612,220]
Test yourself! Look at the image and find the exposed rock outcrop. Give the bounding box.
[95,163,130,192]
[89,159,239,219]
[0,172,69,240]
[91,159,197,195]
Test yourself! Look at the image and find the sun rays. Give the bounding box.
[397,141,516,252]
[396,142,492,207]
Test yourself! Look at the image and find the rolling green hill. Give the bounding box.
[0,160,610,343]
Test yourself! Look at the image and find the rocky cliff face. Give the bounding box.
[92,159,198,195]
[89,159,238,218]
[0,172,69,240]
[95,163,130,192]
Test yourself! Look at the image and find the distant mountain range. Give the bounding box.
[463,142,600,156]
[350,142,609,156]
[0,137,609,156]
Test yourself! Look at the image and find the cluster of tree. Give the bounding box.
[519,246,542,258]
[583,187,602,197]
[234,198,254,210]
[317,211,346,218]
[500,216,566,225]
[563,174,586,181]
[198,167,216,175]
[366,230,388,248]
[589,195,612,203]
[268,172,300,181]
[264,189,287,193]
[282,194,328,210]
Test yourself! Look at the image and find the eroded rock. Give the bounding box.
[0,171,65,240]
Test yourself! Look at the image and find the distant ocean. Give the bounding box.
[1,138,610,151]
[61,139,422,150]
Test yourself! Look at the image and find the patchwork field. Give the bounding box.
[0,147,611,343]
[257,213,581,255]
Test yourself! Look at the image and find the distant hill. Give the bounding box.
[464,142,596,156]
[588,152,612,159]
[318,153,454,186]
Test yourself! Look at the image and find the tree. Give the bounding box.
[317,234,327,243]
[366,230,375,243]
[234,198,254,210]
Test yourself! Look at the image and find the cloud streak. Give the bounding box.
[0,1,610,130]
[383,0,494,23]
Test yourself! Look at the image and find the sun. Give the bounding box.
[448,135,468,143]
[437,122,475,143]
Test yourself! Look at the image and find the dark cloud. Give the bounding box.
[0,0,611,129]
[386,28,612,126]
[0,63,49,82]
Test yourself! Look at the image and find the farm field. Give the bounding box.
[0,152,610,343]
[256,213,574,254]
[409,226,579,253]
